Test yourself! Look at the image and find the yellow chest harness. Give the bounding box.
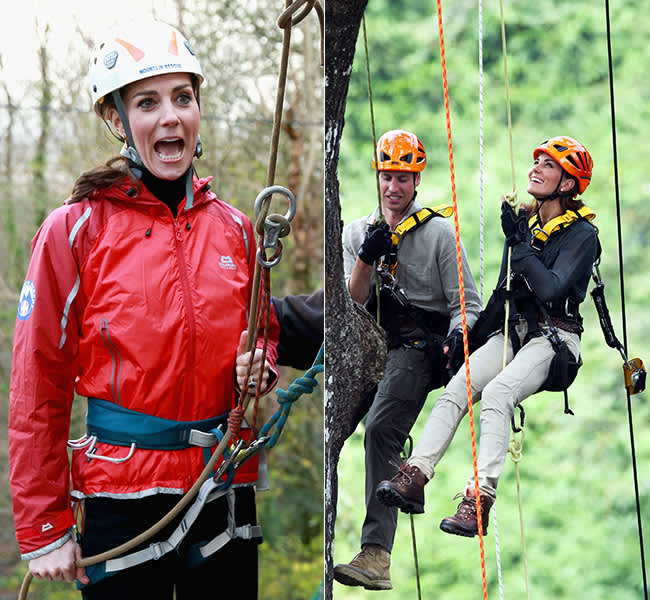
[528,205,597,248]
[389,203,454,246]
[380,204,454,277]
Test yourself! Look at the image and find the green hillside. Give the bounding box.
[333,1,649,598]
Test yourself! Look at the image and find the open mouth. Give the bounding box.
[154,138,185,162]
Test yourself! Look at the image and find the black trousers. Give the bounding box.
[360,345,439,552]
[80,486,259,599]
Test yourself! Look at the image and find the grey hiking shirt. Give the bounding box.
[342,200,482,336]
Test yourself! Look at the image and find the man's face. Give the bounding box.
[378,170,420,214]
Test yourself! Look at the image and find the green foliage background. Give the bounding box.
[333,0,649,598]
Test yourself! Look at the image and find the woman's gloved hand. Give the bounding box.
[500,201,530,247]
[443,328,465,376]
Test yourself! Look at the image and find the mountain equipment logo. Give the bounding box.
[17,280,36,321]
[41,522,54,533]
[219,255,236,270]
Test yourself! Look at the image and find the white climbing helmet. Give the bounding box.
[88,20,205,116]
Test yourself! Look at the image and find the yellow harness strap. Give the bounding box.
[529,205,597,246]
[390,204,454,247]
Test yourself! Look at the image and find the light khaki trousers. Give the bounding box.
[409,323,580,500]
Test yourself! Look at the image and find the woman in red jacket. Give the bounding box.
[9,20,278,599]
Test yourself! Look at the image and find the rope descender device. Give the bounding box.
[590,260,646,395]
[254,185,296,268]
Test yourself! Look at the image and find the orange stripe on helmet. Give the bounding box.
[115,38,145,62]
[168,31,179,56]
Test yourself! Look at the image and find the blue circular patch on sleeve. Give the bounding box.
[17,280,36,321]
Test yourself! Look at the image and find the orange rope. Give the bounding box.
[435,1,488,597]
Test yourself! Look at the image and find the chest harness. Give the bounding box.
[369,205,454,379]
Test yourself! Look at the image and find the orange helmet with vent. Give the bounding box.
[372,130,426,172]
[533,136,593,195]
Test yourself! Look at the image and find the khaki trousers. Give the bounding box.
[409,323,580,500]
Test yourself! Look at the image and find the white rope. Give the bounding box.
[478,0,485,302]
[478,2,503,598]
[492,503,505,600]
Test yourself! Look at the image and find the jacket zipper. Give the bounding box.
[99,318,123,405]
[174,219,196,395]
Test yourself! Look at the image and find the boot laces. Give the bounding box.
[350,545,381,567]
[452,493,478,521]
[388,461,417,486]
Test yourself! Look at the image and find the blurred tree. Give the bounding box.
[32,22,52,228]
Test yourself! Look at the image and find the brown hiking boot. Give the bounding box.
[375,462,427,514]
[439,492,494,537]
[333,544,392,590]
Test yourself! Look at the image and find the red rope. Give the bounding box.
[228,406,245,436]
[251,263,272,431]
[435,1,488,597]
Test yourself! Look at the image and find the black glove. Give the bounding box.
[358,223,393,265]
[500,202,530,247]
[443,328,465,376]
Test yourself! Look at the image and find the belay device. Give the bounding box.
[590,260,646,395]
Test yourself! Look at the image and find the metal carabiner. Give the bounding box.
[232,435,271,469]
[81,435,137,464]
[254,185,296,268]
[254,185,296,225]
[212,438,246,482]
[257,244,284,268]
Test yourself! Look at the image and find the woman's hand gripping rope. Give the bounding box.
[235,330,272,393]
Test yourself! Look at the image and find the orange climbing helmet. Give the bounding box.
[533,136,593,195]
[372,130,426,172]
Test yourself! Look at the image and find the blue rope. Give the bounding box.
[259,345,324,448]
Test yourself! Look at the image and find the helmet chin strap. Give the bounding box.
[112,91,144,176]
[536,174,568,204]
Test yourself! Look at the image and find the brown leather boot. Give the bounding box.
[439,492,494,537]
[333,544,392,590]
[375,462,427,514]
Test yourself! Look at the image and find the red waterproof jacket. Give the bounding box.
[9,175,279,557]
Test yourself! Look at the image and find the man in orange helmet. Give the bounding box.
[333,130,481,590]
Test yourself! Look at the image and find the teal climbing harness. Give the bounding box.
[74,346,324,587]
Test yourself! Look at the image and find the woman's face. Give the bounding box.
[110,73,200,181]
[527,151,571,198]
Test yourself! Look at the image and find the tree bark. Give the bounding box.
[324,1,387,597]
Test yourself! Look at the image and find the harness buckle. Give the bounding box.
[188,429,218,447]
[149,542,164,561]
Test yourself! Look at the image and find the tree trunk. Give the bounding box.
[324,1,387,597]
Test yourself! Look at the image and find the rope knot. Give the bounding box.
[508,431,524,463]
[228,406,245,436]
